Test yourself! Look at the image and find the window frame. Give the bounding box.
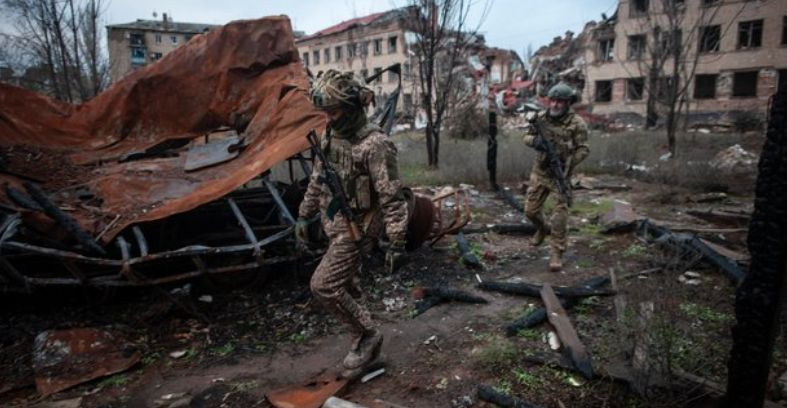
[595,80,613,102]
[732,71,758,98]
[693,74,718,99]
[626,77,645,101]
[598,38,615,62]
[738,19,763,49]
[627,34,646,60]
[699,25,721,53]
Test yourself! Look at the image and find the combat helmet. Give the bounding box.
[311,69,374,111]
[547,82,576,101]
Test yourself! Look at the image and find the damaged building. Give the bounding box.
[582,0,787,125]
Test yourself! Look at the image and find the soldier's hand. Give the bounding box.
[295,217,310,244]
[385,241,407,273]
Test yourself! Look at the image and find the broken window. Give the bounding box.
[155,34,161,44]
[151,52,163,61]
[598,38,614,62]
[373,39,382,55]
[170,35,178,44]
[630,0,649,16]
[130,47,146,65]
[347,43,356,58]
[388,70,397,83]
[404,93,413,109]
[302,52,309,66]
[699,25,720,53]
[738,19,763,49]
[627,77,644,100]
[783,16,787,45]
[335,46,343,61]
[312,50,320,65]
[374,67,382,84]
[657,76,676,103]
[693,74,717,99]
[628,34,646,60]
[388,36,398,54]
[324,48,330,63]
[732,71,758,97]
[595,80,612,102]
[129,33,144,46]
[359,41,369,57]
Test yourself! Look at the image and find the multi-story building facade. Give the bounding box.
[295,8,419,113]
[582,0,787,123]
[106,14,218,83]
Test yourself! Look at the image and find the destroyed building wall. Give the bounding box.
[107,15,218,83]
[295,9,418,113]
[583,0,787,124]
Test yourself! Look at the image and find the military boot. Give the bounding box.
[549,249,563,272]
[530,224,551,247]
[343,329,383,369]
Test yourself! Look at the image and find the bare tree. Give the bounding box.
[0,0,109,101]
[405,0,490,168]
[622,0,747,157]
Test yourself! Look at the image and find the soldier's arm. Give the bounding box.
[298,154,323,219]
[522,112,541,146]
[368,135,408,244]
[571,117,590,167]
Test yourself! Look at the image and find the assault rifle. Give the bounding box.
[530,120,573,207]
[306,129,361,241]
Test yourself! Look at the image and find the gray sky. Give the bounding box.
[103,0,617,56]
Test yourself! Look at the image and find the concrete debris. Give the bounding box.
[547,331,561,350]
[323,396,368,408]
[600,200,640,234]
[710,144,757,172]
[32,328,141,396]
[169,350,187,359]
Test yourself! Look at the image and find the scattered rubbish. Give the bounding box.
[600,200,640,234]
[566,376,583,387]
[411,287,488,317]
[686,208,750,227]
[659,152,672,161]
[323,396,368,408]
[541,284,594,379]
[360,368,385,383]
[32,328,141,396]
[266,374,348,408]
[689,192,728,204]
[505,276,611,336]
[198,295,213,303]
[423,335,437,345]
[383,297,407,312]
[678,274,702,285]
[477,384,544,408]
[435,377,448,390]
[710,144,757,172]
[169,350,188,359]
[547,331,561,350]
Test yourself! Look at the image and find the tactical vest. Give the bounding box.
[536,112,577,171]
[322,124,380,212]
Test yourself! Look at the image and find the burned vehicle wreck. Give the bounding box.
[0,16,467,292]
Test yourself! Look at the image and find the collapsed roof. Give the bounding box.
[0,16,326,247]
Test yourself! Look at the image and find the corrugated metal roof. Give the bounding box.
[107,19,218,34]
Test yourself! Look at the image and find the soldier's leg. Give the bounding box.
[548,188,569,271]
[310,233,380,369]
[524,173,550,246]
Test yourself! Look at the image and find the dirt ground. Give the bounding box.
[0,170,778,408]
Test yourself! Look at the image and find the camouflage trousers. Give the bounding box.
[310,211,383,337]
[524,172,568,252]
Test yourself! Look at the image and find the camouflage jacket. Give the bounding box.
[298,123,409,244]
[524,110,590,178]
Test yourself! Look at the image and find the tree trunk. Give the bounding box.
[645,69,659,128]
[49,0,73,102]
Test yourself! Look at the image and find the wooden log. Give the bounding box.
[454,232,481,268]
[479,279,615,299]
[541,284,594,379]
[505,276,610,335]
[477,385,544,408]
[411,287,488,317]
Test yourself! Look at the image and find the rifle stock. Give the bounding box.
[306,129,361,242]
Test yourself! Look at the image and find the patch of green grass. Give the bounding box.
[622,243,646,258]
[511,367,542,390]
[576,258,595,268]
[477,336,519,373]
[574,296,599,316]
[98,374,128,388]
[494,379,512,395]
[212,342,236,357]
[679,303,734,324]
[577,222,602,236]
[141,353,160,366]
[289,332,307,344]
[230,379,259,392]
[571,198,613,217]
[589,238,609,251]
[516,328,541,341]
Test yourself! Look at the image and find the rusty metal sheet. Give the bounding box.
[0,16,326,244]
[184,134,243,171]
[32,328,141,396]
[266,374,348,408]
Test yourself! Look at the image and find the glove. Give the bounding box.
[295,217,310,244]
[385,241,407,273]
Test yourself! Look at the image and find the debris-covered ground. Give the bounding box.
[2,126,781,408]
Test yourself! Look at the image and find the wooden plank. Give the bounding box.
[540,284,594,379]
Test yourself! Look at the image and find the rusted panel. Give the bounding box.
[32,328,141,396]
[0,16,326,245]
[266,375,348,408]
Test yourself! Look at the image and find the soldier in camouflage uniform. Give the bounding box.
[523,83,590,272]
[295,70,409,371]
